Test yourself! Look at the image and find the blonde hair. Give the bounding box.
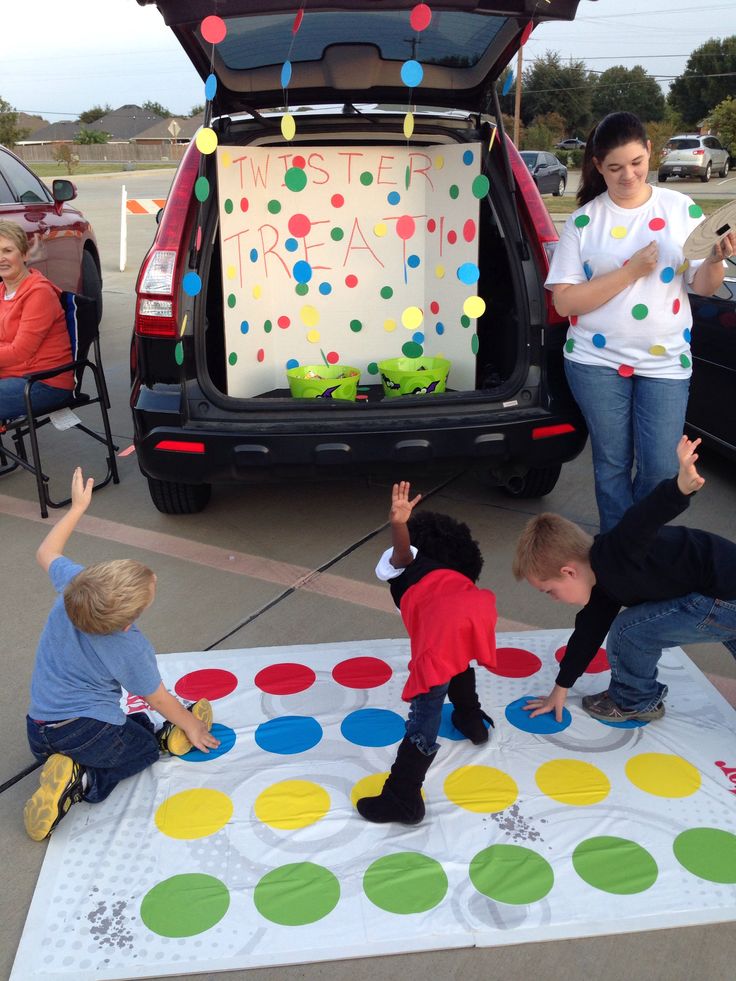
[64,560,155,634]
[0,220,29,256]
[512,513,593,582]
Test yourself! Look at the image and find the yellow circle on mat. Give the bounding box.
[535,759,610,806]
[374,222,388,237]
[350,773,426,808]
[444,765,518,813]
[402,306,423,330]
[610,225,628,239]
[463,295,486,319]
[625,753,701,798]
[155,789,233,840]
[255,780,330,830]
[220,151,232,168]
[383,318,397,332]
[226,264,237,280]
[435,265,445,279]
[301,305,320,327]
[252,284,262,299]
[195,128,218,155]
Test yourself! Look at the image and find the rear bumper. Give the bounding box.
[659,162,708,177]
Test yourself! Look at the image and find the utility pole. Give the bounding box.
[513,45,523,147]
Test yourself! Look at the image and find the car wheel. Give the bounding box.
[500,464,562,499]
[147,477,212,514]
[553,178,566,197]
[658,172,667,182]
[700,162,711,183]
[720,158,730,177]
[82,250,103,326]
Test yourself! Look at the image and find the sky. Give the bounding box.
[1,0,733,122]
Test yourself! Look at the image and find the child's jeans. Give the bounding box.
[405,681,450,756]
[26,712,160,803]
[607,593,736,712]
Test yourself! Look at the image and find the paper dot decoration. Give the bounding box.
[281,61,292,88]
[195,128,218,155]
[281,113,296,141]
[204,74,217,101]
[200,16,226,44]
[410,4,432,31]
[502,72,514,96]
[401,60,424,88]
[403,112,415,139]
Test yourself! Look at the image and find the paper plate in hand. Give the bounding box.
[682,199,736,260]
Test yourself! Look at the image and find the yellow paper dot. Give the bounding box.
[226,264,237,280]
[383,318,397,332]
[403,112,414,140]
[179,312,188,337]
[435,264,445,279]
[306,328,321,343]
[434,155,445,170]
[351,773,425,809]
[444,765,518,814]
[535,759,610,806]
[255,780,330,830]
[676,260,690,275]
[374,223,388,237]
[195,127,218,155]
[252,284,262,299]
[463,295,486,319]
[649,344,667,356]
[155,789,233,840]
[281,113,296,142]
[220,151,232,168]
[301,305,320,328]
[610,225,628,239]
[625,753,701,798]
[401,306,424,330]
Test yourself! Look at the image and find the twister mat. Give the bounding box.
[12,632,736,980]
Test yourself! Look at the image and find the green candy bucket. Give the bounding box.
[286,364,360,401]
[377,356,451,398]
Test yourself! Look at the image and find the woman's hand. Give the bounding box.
[706,229,736,265]
[626,241,659,281]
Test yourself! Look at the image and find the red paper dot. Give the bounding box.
[649,217,666,231]
[673,298,681,314]
[520,20,534,46]
[240,197,249,212]
[277,315,290,329]
[326,350,340,364]
[292,155,306,169]
[257,348,265,362]
[255,662,316,695]
[570,315,578,326]
[488,647,542,678]
[447,229,457,244]
[200,15,226,44]
[427,218,437,233]
[618,364,634,377]
[331,193,344,208]
[409,3,432,32]
[174,668,237,701]
[292,8,304,33]
[288,213,312,237]
[555,645,610,674]
[332,656,392,689]
[345,274,358,288]
[195,226,202,251]
[463,218,477,242]
[396,215,416,240]
[430,300,440,314]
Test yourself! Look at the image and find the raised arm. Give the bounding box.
[36,467,94,572]
[388,481,422,569]
[690,230,735,297]
[676,434,705,495]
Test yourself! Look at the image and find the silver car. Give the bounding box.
[658,134,730,183]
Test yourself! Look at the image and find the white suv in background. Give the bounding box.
[658,134,730,183]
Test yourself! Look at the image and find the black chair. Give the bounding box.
[0,292,119,518]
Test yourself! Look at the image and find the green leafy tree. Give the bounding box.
[0,96,28,148]
[142,100,171,118]
[705,97,736,155]
[189,104,205,117]
[521,51,594,137]
[75,128,109,144]
[591,66,665,123]
[52,144,79,175]
[78,104,111,125]
[521,112,566,151]
[668,36,736,127]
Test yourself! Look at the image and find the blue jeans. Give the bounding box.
[26,712,160,803]
[607,594,736,712]
[405,682,449,756]
[0,376,72,421]
[565,360,690,532]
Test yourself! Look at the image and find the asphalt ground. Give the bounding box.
[1,170,735,981]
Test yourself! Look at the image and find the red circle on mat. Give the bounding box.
[332,656,392,689]
[255,662,316,695]
[488,647,542,678]
[555,645,609,673]
[174,668,237,701]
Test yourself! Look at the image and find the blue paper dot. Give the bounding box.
[286,358,299,369]
[583,261,593,281]
[293,260,312,284]
[683,328,691,343]
[660,266,675,283]
[387,191,401,205]
[412,331,424,344]
[457,262,480,285]
[435,321,444,335]
[504,695,571,734]
[285,237,299,252]
[204,74,217,101]
[407,254,420,268]
[255,716,323,754]
[180,724,235,762]
[281,60,292,89]
[502,72,514,96]
[462,149,475,166]
[250,248,258,262]
[340,708,405,747]
[182,272,201,297]
[592,333,606,348]
[401,59,424,88]
[240,321,249,334]
[318,281,332,295]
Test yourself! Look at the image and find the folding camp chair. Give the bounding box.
[0,292,119,518]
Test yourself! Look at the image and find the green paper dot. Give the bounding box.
[402,341,423,358]
[267,199,282,214]
[359,171,374,186]
[680,353,691,368]
[194,176,210,202]
[295,283,309,296]
[224,198,234,214]
[405,165,411,190]
[471,333,479,355]
[330,227,344,241]
[565,338,575,352]
[673,828,736,883]
[349,319,362,332]
[174,341,184,365]
[285,167,307,192]
[363,853,448,914]
[470,844,554,905]
[380,286,393,299]
[254,863,340,926]
[228,352,237,366]
[688,204,703,219]
[449,184,460,200]
[367,361,379,375]
[574,214,590,228]
[460,314,471,328]
[227,294,236,308]
[140,874,230,938]
[471,174,490,199]
[631,304,649,321]
[573,837,658,895]
[264,319,273,333]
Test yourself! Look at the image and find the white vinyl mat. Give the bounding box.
[12,632,736,980]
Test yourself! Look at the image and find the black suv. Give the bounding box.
[132,0,588,514]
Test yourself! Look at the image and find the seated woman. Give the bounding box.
[0,220,74,422]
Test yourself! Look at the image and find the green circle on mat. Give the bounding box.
[174,341,184,365]
[380,285,393,299]
[254,862,340,925]
[632,303,649,320]
[224,198,234,214]
[367,361,379,374]
[140,873,230,937]
[402,341,424,358]
[673,828,736,883]
[227,294,236,308]
[471,175,490,199]
[573,836,658,894]
[267,199,281,214]
[330,227,344,241]
[363,853,448,914]
[470,844,553,905]
[295,283,309,295]
[228,352,237,365]
[194,176,210,202]
[350,319,362,332]
[285,167,307,192]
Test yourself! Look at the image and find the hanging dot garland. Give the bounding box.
[402,4,432,140]
[279,2,307,142]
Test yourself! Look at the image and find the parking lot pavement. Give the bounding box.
[1,172,735,981]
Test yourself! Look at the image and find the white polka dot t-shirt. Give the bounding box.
[545,186,706,379]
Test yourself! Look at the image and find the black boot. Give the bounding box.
[448,668,494,745]
[357,737,436,825]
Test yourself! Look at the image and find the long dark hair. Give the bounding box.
[577,112,649,206]
[407,510,484,583]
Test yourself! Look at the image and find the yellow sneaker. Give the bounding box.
[24,754,85,841]
[157,699,213,756]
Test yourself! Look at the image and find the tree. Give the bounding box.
[668,36,736,127]
[0,95,28,148]
[521,111,566,151]
[142,100,171,118]
[591,66,665,123]
[78,104,111,125]
[52,144,79,175]
[189,104,205,117]
[521,51,594,137]
[75,128,109,144]
[706,97,736,155]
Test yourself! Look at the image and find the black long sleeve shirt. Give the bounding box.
[556,478,736,688]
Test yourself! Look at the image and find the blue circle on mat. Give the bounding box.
[387,191,401,205]
[438,702,492,741]
[182,272,201,296]
[505,695,571,734]
[255,716,323,754]
[341,708,405,747]
[180,723,236,762]
[204,73,217,101]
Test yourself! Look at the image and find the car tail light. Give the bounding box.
[154,440,206,453]
[532,423,576,440]
[693,149,705,155]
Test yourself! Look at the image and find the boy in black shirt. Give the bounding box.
[512,436,736,723]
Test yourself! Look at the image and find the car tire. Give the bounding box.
[147,477,212,514]
[500,464,562,499]
[720,158,730,177]
[658,172,667,182]
[700,162,711,183]
[82,250,103,326]
[553,178,566,197]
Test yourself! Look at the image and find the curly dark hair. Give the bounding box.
[407,510,484,582]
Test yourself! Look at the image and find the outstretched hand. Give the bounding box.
[523,685,568,722]
[390,481,422,525]
[676,435,705,495]
[70,466,94,512]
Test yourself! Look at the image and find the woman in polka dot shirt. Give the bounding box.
[546,112,735,532]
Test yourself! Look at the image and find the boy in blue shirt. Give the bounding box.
[24,467,220,841]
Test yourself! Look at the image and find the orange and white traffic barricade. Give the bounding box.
[119,186,167,271]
